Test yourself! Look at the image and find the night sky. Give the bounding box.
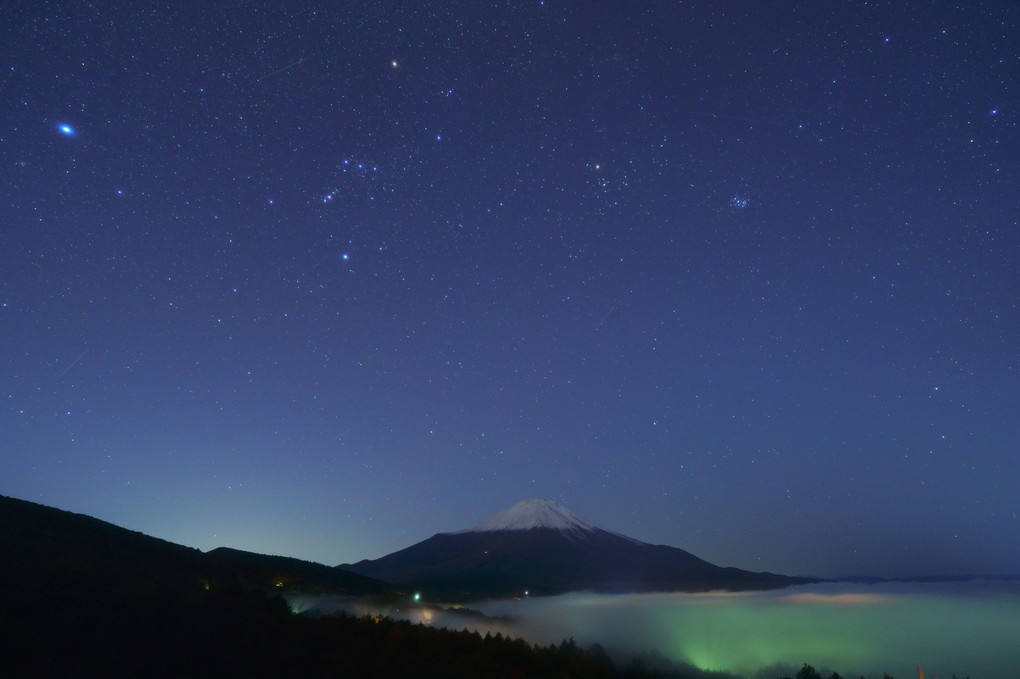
[3,1,1017,579]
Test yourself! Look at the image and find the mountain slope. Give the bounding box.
[207,546,392,595]
[0,493,391,599]
[342,499,811,598]
[0,493,401,675]
[0,493,210,594]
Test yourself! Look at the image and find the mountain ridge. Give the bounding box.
[343,499,813,598]
[0,493,393,598]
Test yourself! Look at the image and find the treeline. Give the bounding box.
[780,664,973,679]
[286,611,707,679]
[5,577,719,678]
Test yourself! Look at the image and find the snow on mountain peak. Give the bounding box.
[461,499,600,534]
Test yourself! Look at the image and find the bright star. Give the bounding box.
[57,123,76,136]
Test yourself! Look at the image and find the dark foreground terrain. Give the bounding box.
[0,495,931,678]
[0,494,724,678]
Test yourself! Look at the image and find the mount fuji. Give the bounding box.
[340,499,812,599]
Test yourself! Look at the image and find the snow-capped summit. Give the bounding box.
[461,499,600,534]
[342,498,813,598]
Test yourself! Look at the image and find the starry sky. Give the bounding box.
[3,1,1017,579]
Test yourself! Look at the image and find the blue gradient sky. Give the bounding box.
[2,1,1017,578]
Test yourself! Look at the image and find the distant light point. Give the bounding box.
[57,123,76,136]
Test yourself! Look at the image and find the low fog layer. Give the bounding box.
[290,581,1020,679]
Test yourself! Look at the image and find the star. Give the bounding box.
[57,123,76,136]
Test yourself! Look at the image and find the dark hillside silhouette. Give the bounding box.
[0,495,916,678]
[0,494,722,677]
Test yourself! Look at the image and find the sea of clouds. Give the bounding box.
[288,580,1020,678]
